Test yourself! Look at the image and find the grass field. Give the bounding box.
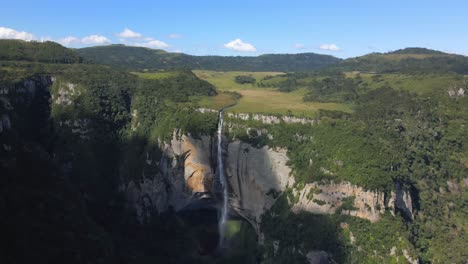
[194,70,283,91]
[196,92,239,110]
[194,70,353,116]
[345,72,458,94]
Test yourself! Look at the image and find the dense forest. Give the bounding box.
[0,40,82,63]
[77,44,341,72]
[336,48,468,74]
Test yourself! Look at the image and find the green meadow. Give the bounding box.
[193,70,353,116]
[346,71,459,94]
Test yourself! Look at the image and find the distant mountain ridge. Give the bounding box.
[386,47,447,55]
[76,44,341,72]
[1,40,468,74]
[338,47,468,74]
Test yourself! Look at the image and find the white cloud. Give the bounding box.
[132,39,170,49]
[116,29,171,49]
[81,35,110,44]
[224,38,257,52]
[319,44,340,51]
[294,43,305,49]
[59,36,80,45]
[58,35,110,46]
[0,27,34,41]
[117,28,142,38]
[168,33,182,39]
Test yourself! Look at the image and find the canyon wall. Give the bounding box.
[225,140,295,230]
[119,134,215,222]
[118,131,415,225]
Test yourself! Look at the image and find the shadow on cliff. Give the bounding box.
[0,75,259,263]
[224,138,286,231]
[260,194,348,263]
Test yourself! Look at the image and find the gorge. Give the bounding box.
[1,40,467,263]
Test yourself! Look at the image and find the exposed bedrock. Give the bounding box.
[120,133,415,225]
[120,134,215,222]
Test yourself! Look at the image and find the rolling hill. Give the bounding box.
[337,47,468,74]
[76,44,341,72]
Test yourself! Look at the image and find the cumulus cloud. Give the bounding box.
[0,27,34,41]
[59,35,110,46]
[132,39,169,49]
[319,44,340,51]
[59,36,80,45]
[81,35,110,44]
[168,33,182,39]
[117,28,142,38]
[224,38,257,52]
[116,28,171,49]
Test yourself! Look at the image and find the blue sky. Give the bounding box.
[1,0,467,58]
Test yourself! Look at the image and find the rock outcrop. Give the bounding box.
[197,108,317,125]
[291,181,415,222]
[53,82,80,105]
[226,140,294,230]
[0,75,53,143]
[291,182,386,222]
[120,134,215,222]
[224,142,414,225]
[388,182,414,220]
[448,87,465,97]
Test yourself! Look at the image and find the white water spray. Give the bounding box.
[217,109,228,248]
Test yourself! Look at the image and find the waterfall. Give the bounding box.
[217,109,228,248]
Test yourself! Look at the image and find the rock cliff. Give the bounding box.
[119,130,416,226]
[119,134,215,222]
[197,108,317,125]
[291,181,414,222]
[225,140,294,230]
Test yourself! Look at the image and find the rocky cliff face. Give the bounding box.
[291,181,414,222]
[119,130,416,225]
[0,75,53,151]
[197,108,317,125]
[222,139,414,226]
[225,140,294,230]
[291,182,386,222]
[119,134,215,222]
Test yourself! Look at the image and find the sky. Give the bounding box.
[1,0,468,58]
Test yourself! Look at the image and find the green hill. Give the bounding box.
[77,44,341,71]
[337,48,468,74]
[387,47,446,55]
[0,39,82,63]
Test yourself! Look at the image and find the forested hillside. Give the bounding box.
[336,48,468,74]
[0,40,82,63]
[77,44,341,71]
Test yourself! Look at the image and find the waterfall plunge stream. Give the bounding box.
[217,109,228,248]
